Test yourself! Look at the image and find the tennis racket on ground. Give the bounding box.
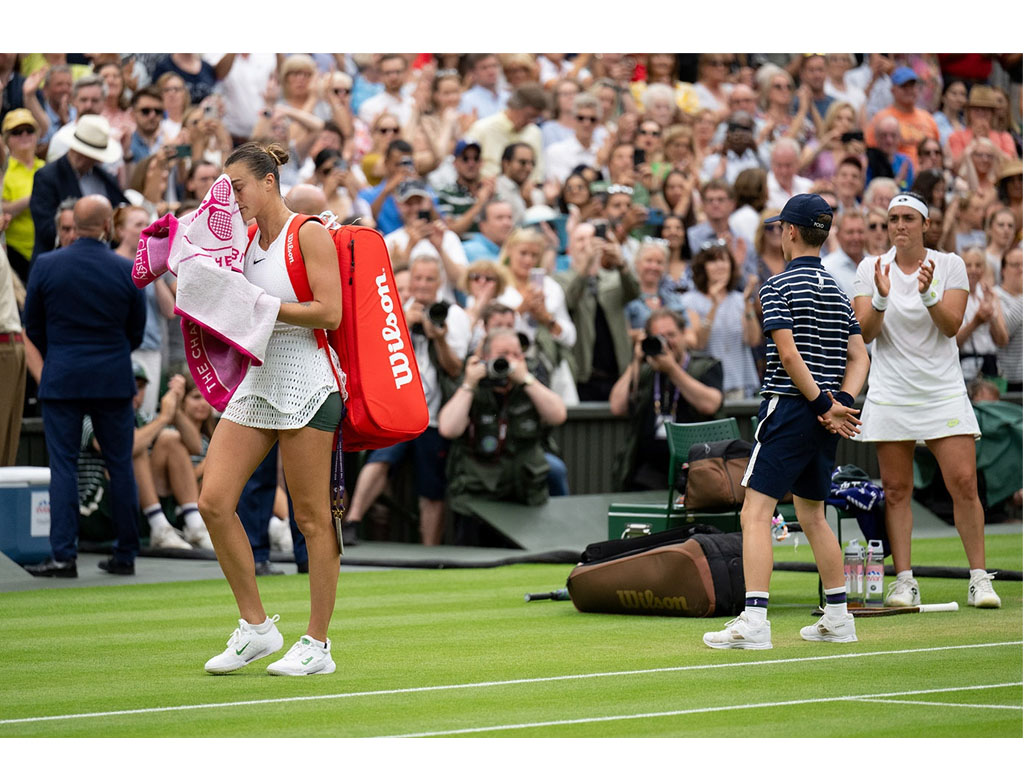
[812,602,959,617]
[525,588,571,602]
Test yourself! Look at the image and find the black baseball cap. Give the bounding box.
[763,193,833,231]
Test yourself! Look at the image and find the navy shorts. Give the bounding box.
[365,426,449,501]
[741,395,840,501]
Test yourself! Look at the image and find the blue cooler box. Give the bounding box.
[0,467,52,565]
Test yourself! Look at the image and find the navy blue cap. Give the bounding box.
[763,193,833,231]
[454,139,481,157]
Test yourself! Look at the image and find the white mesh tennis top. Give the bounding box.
[222,214,343,429]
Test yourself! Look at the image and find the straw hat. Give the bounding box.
[66,115,123,164]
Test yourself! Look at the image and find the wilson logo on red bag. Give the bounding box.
[249,216,428,451]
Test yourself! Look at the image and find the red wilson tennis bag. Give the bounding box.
[248,216,428,451]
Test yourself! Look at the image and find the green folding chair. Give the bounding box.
[665,417,743,529]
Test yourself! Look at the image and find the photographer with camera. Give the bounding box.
[609,308,724,491]
[342,254,470,547]
[439,328,568,545]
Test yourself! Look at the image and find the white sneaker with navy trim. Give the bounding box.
[204,615,283,674]
[266,636,336,676]
[702,612,772,650]
[800,613,858,643]
[968,572,1001,608]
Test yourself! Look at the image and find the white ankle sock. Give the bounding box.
[180,504,203,530]
[823,586,848,619]
[897,569,914,581]
[969,568,988,580]
[145,504,170,530]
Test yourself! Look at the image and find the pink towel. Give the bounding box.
[133,175,279,410]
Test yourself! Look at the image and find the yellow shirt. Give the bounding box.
[465,111,545,185]
[2,155,45,258]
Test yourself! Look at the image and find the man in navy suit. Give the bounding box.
[23,196,146,577]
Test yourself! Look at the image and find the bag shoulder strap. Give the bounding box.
[282,214,323,303]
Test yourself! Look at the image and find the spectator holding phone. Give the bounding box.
[357,137,420,235]
[498,228,574,350]
[385,179,466,302]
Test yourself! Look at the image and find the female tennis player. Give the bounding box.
[200,142,345,674]
[852,191,1000,610]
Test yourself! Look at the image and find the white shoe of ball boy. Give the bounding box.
[799,613,858,643]
[702,612,772,650]
[204,615,283,674]
[266,636,337,675]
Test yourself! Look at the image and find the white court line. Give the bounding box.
[0,640,1018,727]
[849,697,1021,711]
[387,683,1023,738]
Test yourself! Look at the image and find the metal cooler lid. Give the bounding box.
[0,466,51,485]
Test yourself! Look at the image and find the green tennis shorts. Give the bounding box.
[306,391,343,432]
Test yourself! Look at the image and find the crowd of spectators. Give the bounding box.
[2,52,1021,547]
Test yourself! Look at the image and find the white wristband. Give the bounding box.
[871,293,888,312]
[920,285,940,308]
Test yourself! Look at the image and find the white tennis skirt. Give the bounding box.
[856,393,980,443]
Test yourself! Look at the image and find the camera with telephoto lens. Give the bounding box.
[641,334,667,357]
[484,356,513,385]
[411,301,450,335]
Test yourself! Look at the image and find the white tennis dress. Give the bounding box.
[222,214,342,429]
[852,247,979,442]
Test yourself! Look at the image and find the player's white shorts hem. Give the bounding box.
[855,393,980,442]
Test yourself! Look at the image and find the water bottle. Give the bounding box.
[865,539,885,606]
[843,540,865,607]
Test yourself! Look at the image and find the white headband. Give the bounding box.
[888,194,929,219]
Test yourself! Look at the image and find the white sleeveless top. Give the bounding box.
[221,214,343,429]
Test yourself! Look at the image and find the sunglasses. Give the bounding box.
[727,123,753,132]
[576,115,599,124]
[8,125,37,136]
[334,88,350,96]
[607,184,634,196]
[376,126,400,134]
[638,129,661,137]
[136,107,161,116]
[869,222,888,231]
[469,273,497,283]
[459,153,481,163]
[700,238,729,251]
[763,223,782,233]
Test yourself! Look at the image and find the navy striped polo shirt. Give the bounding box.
[759,256,861,397]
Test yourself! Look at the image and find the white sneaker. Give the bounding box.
[884,577,921,607]
[702,612,772,650]
[268,516,294,554]
[149,524,193,550]
[266,636,336,676]
[204,615,283,674]
[968,572,1001,608]
[800,613,858,643]
[184,522,215,551]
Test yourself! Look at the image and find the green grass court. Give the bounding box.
[0,534,1020,740]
